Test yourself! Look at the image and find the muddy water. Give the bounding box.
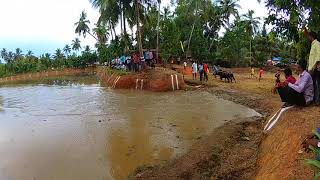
[0,76,260,180]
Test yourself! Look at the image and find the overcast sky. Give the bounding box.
[0,0,268,56]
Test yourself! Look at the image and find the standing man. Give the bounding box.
[144,50,150,66]
[183,61,187,70]
[133,52,140,72]
[203,63,209,82]
[198,62,204,81]
[149,50,154,66]
[304,28,320,105]
[192,61,198,80]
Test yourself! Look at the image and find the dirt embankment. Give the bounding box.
[0,67,95,85]
[130,85,268,180]
[96,67,186,92]
[131,66,320,180]
[0,66,186,92]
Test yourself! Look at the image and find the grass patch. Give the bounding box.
[104,67,128,76]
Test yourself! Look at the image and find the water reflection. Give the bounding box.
[0,77,260,180]
[0,95,3,112]
[0,75,99,88]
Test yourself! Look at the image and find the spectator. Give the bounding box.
[251,67,256,78]
[198,62,204,81]
[149,50,154,64]
[133,52,140,72]
[115,56,120,65]
[203,63,209,82]
[120,55,126,65]
[140,56,145,70]
[273,68,296,94]
[277,61,314,107]
[183,61,187,70]
[177,57,181,65]
[304,28,320,105]
[192,61,198,80]
[144,50,151,66]
[259,68,264,82]
[126,56,132,71]
[304,28,320,71]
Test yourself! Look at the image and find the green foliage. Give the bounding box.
[313,129,320,140]
[303,129,320,180]
[0,46,98,78]
[105,67,128,76]
[264,0,320,40]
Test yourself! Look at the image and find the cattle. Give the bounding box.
[217,71,236,83]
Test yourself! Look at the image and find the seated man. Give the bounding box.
[273,68,296,94]
[277,61,314,107]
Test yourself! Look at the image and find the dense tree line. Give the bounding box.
[86,0,300,67]
[1,0,318,77]
[0,42,97,77]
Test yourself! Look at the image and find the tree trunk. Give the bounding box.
[208,37,215,51]
[136,0,143,57]
[123,9,127,34]
[187,2,198,58]
[113,24,117,38]
[120,2,123,34]
[110,28,114,40]
[250,38,252,65]
[88,32,98,41]
[156,1,161,62]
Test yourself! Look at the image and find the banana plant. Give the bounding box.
[304,129,320,180]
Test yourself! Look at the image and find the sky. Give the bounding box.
[0,0,268,57]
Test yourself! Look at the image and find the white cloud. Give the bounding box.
[0,0,99,54]
[239,0,268,19]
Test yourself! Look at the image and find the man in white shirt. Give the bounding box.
[183,61,187,70]
[192,61,198,80]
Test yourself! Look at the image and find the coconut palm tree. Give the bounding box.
[75,10,98,40]
[72,38,82,52]
[93,23,109,45]
[63,45,72,56]
[44,53,51,59]
[217,0,240,27]
[0,48,7,62]
[26,50,33,57]
[7,52,14,62]
[242,10,260,64]
[14,48,23,60]
[90,0,157,56]
[25,50,35,59]
[84,45,91,53]
[54,49,64,59]
[91,0,120,38]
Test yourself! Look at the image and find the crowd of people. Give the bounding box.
[109,50,156,72]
